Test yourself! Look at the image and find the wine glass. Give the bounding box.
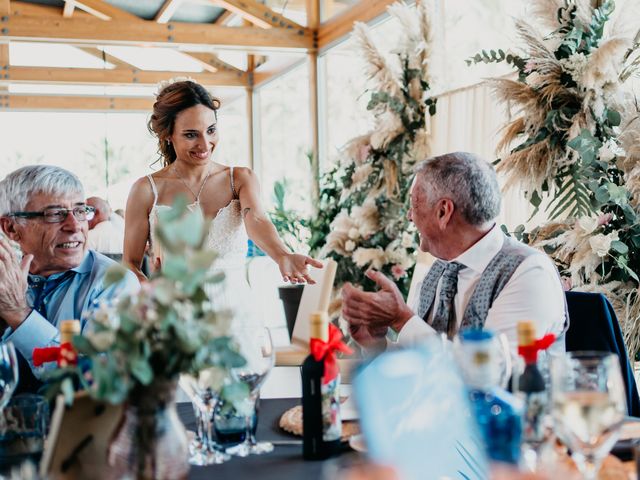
[0,342,19,411]
[550,351,627,479]
[179,372,230,465]
[227,327,275,457]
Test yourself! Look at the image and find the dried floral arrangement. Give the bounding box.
[470,0,640,355]
[314,0,436,308]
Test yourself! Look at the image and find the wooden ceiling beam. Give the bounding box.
[306,0,320,30]
[155,0,184,24]
[75,46,135,69]
[183,52,247,75]
[318,0,395,49]
[0,0,8,77]
[3,15,313,51]
[11,1,93,19]
[65,0,140,21]
[63,0,75,18]
[0,94,154,111]
[3,66,248,87]
[214,9,234,25]
[210,0,307,32]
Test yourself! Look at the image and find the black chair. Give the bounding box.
[565,291,640,417]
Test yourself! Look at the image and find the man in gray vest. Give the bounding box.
[342,151,566,355]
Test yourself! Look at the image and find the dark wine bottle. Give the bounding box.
[516,321,555,456]
[301,311,341,460]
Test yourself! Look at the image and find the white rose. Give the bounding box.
[345,240,356,252]
[589,231,618,257]
[89,330,116,351]
[598,143,616,162]
[577,216,599,235]
[332,210,353,233]
[526,72,542,87]
[592,97,605,119]
[348,228,360,240]
[353,247,385,269]
[401,232,415,248]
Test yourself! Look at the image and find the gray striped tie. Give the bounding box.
[430,262,465,338]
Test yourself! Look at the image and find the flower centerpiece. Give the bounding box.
[469,0,640,354]
[73,196,246,479]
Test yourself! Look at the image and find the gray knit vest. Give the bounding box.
[416,235,569,333]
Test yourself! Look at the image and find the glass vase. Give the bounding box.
[108,380,189,480]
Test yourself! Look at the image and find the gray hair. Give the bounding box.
[0,165,84,216]
[414,152,501,226]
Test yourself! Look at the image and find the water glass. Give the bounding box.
[0,342,19,411]
[0,394,49,470]
[550,351,627,479]
[179,373,230,465]
[227,327,275,457]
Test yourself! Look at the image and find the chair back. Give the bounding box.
[565,291,640,417]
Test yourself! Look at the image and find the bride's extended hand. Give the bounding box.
[277,254,323,284]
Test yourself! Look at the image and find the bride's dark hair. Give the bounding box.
[148,80,221,167]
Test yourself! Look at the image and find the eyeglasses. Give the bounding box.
[9,206,96,224]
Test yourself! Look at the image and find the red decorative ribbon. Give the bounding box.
[310,324,353,384]
[518,333,556,364]
[33,342,77,368]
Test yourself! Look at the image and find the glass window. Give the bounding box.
[255,63,311,212]
[264,0,307,26]
[441,0,523,91]
[319,14,405,167]
[0,112,156,211]
[100,46,205,72]
[9,42,116,69]
[320,0,359,22]
[216,92,250,168]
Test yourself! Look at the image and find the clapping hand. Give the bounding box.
[342,270,414,349]
[0,235,32,329]
[277,253,323,284]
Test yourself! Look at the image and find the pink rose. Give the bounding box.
[597,213,613,226]
[357,144,372,163]
[391,264,406,280]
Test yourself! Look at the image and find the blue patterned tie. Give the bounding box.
[430,262,465,338]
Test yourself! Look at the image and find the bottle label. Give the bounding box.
[522,391,548,444]
[321,374,341,442]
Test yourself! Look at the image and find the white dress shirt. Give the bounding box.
[395,225,566,356]
[87,217,125,254]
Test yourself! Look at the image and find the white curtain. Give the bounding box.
[427,81,534,231]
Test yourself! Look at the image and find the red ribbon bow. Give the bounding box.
[518,333,556,364]
[310,324,353,384]
[33,342,78,368]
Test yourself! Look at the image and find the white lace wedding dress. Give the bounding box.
[146,167,261,330]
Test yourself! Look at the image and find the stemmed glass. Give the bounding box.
[0,342,19,411]
[227,327,275,457]
[179,371,230,465]
[550,351,627,479]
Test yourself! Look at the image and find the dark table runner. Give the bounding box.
[180,398,330,480]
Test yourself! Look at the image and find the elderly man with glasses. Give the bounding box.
[0,165,139,393]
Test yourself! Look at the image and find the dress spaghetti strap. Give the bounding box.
[229,166,239,199]
[146,174,159,208]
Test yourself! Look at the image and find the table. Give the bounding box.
[181,398,347,480]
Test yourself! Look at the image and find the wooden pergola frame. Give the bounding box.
[0,0,398,171]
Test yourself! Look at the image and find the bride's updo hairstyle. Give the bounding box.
[148,80,221,167]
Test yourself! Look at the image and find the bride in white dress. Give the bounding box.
[123,80,321,327]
